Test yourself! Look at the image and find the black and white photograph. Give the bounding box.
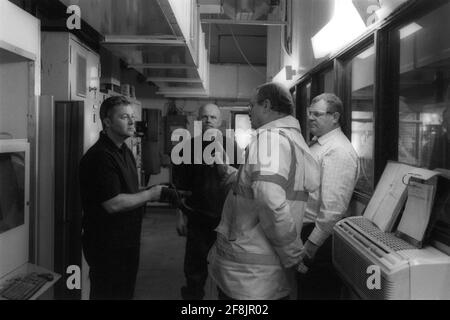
[0,0,449,308]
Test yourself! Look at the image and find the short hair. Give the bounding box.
[311,93,344,127]
[100,96,131,125]
[255,82,294,115]
[198,103,220,119]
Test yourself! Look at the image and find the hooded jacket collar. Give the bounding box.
[258,115,301,132]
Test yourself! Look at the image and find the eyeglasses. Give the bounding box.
[307,110,335,118]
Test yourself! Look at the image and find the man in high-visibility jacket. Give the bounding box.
[208,82,321,300]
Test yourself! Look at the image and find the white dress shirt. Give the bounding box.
[304,127,359,247]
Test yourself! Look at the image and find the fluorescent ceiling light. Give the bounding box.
[311,0,367,59]
[399,22,422,39]
[356,46,375,59]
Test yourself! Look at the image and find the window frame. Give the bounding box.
[295,78,312,142]
[335,36,377,199]
[380,0,450,171]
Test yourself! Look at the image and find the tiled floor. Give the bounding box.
[134,207,186,300]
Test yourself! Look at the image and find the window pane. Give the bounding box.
[234,114,253,150]
[351,45,375,194]
[323,69,334,93]
[397,3,450,170]
[319,69,334,93]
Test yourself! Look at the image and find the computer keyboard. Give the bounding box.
[0,273,51,300]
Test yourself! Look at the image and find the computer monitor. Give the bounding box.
[0,139,30,279]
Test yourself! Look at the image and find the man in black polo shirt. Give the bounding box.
[79,96,164,300]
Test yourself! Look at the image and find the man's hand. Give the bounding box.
[295,240,320,274]
[295,250,309,274]
[302,240,319,260]
[176,210,188,237]
[160,187,181,206]
[147,185,163,202]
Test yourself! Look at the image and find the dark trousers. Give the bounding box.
[87,246,140,300]
[181,214,219,300]
[297,223,342,300]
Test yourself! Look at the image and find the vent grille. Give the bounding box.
[350,217,416,251]
[333,232,393,299]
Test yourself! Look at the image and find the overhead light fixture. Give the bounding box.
[399,22,422,39]
[311,0,367,59]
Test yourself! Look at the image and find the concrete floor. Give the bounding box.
[134,206,218,300]
[134,207,186,300]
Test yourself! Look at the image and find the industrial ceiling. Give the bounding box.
[58,0,285,98]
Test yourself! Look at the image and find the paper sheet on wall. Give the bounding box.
[396,176,438,246]
[364,162,415,232]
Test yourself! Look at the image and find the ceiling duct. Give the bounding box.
[59,0,210,98]
[222,0,271,21]
[200,0,285,25]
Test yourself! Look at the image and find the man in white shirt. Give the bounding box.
[298,93,359,300]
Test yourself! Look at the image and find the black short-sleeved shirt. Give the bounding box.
[79,132,143,257]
